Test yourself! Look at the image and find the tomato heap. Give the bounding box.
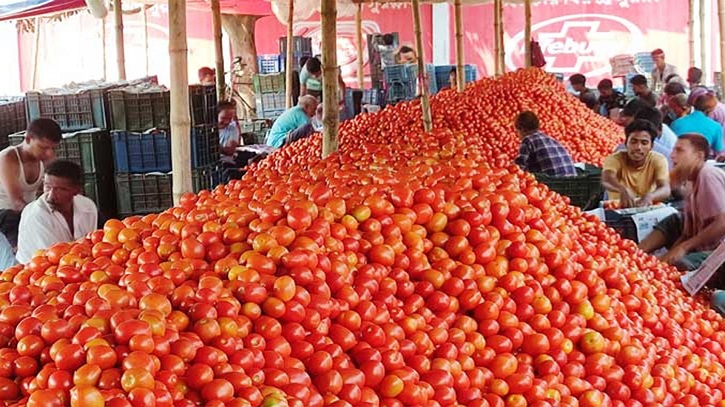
[1,69,723,407]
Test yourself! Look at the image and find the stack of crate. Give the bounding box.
[278,36,313,72]
[0,98,26,150]
[368,33,399,89]
[384,64,437,104]
[433,65,478,91]
[108,84,222,218]
[253,73,286,120]
[240,120,272,145]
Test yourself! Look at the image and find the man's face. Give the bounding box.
[399,51,417,64]
[599,88,612,98]
[653,53,666,70]
[44,174,80,211]
[218,108,234,128]
[632,84,647,96]
[303,102,318,117]
[449,72,457,87]
[667,99,685,117]
[620,115,635,127]
[571,83,585,92]
[201,73,215,85]
[704,95,718,114]
[26,136,58,162]
[625,131,653,163]
[671,138,705,179]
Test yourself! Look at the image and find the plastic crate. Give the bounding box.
[243,131,268,145]
[190,125,220,168]
[0,100,26,139]
[83,172,117,220]
[535,167,603,210]
[253,74,286,94]
[362,89,385,106]
[278,36,313,55]
[384,64,437,96]
[240,120,270,134]
[26,90,109,132]
[115,166,222,216]
[386,81,416,104]
[384,65,415,83]
[604,211,639,242]
[109,90,170,132]
[280,52,314,72]
[434,65,477,90]
[189,85,217,126]
[258,54,284,74]
[256,93,286,112]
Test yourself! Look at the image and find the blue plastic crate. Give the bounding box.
[258,55,284,74]
[434,65,477,91]
[280,52,313,72]
[386,81,416,103]
[362,89,385,106]
[385,64,437,95]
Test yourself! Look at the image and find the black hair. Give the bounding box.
[27,118,62,143]
[629,75,648,87]
[625,119,658,142]
[597,79,613,91]
[688,67,703,83]
[621,99,647,118]
[664,81,686,96]
[305,57,322,75]
[679,133,711,157]
[217,100,236,113]
[449,67,457,75]
[514,111,540,133]
[664,74,681,84]
[633,107,663,132]
[382,33,395,46]
[569,74,586,86]
[45,160,83,187]
[399,46,415,54]
[299,56,310,70]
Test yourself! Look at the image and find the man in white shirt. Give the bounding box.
[16,160,97,264]
[650,49,678,94]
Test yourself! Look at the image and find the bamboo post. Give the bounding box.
[412,0,432,131]
[689,0,695,68]
[700,0,707,79]
[31,17,41,89]
[524,0,531,68]
[169,0,192,203]
[720,0,725,86]
[101,16,107,80]
[143,5,149,76]
[497,0,505,74]
[454,0,465,91]
[321,0,339,157]
[285,0,294,109]
[113,0,126,80]
[211,0,225,100]
[356,3,365,88]
[493,0,501,75]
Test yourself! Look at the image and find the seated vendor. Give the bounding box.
[218,101,242,160]
[639,134,725,287]
[514,111,577,177]
[602,120,671,208]
[266,96,318,148]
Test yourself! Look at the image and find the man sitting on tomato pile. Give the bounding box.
[602,119,671,208]
[513,111,577,177]
[640,134,725,288]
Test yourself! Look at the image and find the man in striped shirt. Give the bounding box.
[514,111,577,177]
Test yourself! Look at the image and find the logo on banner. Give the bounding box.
[506,14,644,78]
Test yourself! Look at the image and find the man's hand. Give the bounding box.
[660,244,688,265]
[716,152,725,162]
[636,193,654,207]
[619,188,637,208]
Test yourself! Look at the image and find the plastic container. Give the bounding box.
[83,172,117,220]
[109,90,170,132]
[604,211,640,242]
[434,65,477,90]
[535,166,603,211]
[26,90,109,132]
[189,85,217,126]
[0,100,26,140]
[278,36,313,55]
[258,55,285,74]
[362,89,385,106]
[112,126,218,173]
[253,74,286,94]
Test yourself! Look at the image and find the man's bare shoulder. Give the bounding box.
[0,147,18,168]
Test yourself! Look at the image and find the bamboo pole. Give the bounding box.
[689,0,695,68]
[454,0,464,91]
[493,0,501,75]
[143,5,149,76]
[31,17,41,89]
[113,0,126,80]
[285,0,294,109]
[412,0,432,131]
[101,16,107,80]
[524,0,531,68]
[497,0,505,74]
[720,0,725,87]
[321,0,339,157]
[211,0,225,100]
[169,0,192,203]
[700,0,707,80]
[356,3,365,88]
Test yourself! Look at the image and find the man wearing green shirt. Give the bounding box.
[266,95,319,148]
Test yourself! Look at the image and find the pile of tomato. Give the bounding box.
[1,68,724,407]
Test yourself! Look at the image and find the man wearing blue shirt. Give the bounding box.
[266,95,318,148]
[669,94,724,154]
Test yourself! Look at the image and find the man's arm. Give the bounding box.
[663,213,725,264]
[639,179,671,207]
[0,153,29,211]
[602,170,637,208]
[514,139,531,170]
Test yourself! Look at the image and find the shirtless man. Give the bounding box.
[0,118,61,245]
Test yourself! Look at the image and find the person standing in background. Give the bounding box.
[651,49,678,93]
[630,75,657,108]
[300,57,323,100]
[569,74,599,112]
[198,67,215,85]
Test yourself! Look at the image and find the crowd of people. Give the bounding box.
[515,48,725,293]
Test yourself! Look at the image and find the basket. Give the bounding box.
[253,73,286,95]
[535,165,603,210]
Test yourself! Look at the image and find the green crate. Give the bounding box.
[9,129,113,175]
[26,90,109,132]
[83,172,117,221]
[253,73,285,94]
[0,100,26,139]
[535,166,603,210]
[109,90,170,132]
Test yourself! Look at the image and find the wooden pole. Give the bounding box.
[493,0,501,75]
[31,17,41,89]
[454,0,465,91]
[356,3,365,88]
[720,0,725,86]
[689,0,696,68]
[700,0,707,79]
[143,5,149,76]
[412,0,432,131]
[113,0,126,80]
[285,0,295,109]
[101,16,107,80]
[497,0,505,74]
[211,0,225,100]
[321,0,339,157]
[169,0,192,203]
[524,0,531,68]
